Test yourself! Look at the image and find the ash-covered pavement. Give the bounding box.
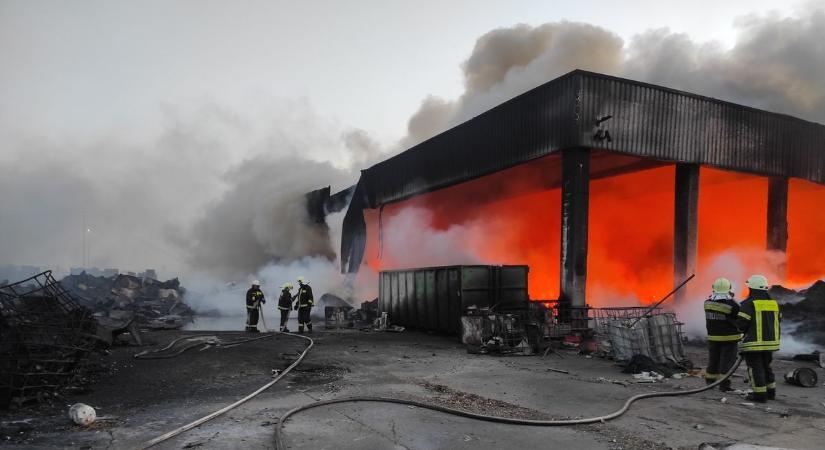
[1,329,823,450]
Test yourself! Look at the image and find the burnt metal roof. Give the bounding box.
[363,70,825,207]
[341,70,825,272]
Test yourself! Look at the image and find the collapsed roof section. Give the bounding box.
[342,70,825,273]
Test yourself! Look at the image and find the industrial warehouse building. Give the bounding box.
[340,70,825,320]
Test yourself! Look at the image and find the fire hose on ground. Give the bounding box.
[137,305,743,450]
[273,356,743,450]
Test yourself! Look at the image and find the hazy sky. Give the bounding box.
[0,0,797,147]
[1,0,817,276]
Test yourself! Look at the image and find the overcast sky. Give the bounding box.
[0,0,798,147]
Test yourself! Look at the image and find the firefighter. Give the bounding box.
[278,282,294,332]
[737,274,781,403]
[294,276,314,333]
[703,277,741,391]
[245,280,266,332]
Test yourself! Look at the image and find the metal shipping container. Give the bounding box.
[378,265,529,334]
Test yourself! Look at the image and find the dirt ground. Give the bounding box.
[1,326,824,450]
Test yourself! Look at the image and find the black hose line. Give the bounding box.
[274,356,743,450]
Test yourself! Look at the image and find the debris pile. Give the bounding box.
[770,280,825,347]
[60,272,193,330]
[0,271,99,409]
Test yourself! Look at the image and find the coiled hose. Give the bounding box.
[273,356,743,450]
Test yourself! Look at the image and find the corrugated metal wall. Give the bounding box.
[341,70,825,273]
[359,70,825,208]
[361,73,580,207]
[577,73,825,181]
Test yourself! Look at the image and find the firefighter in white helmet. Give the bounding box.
[737,274,781,403]
[278,282,294,332]
[294,277,314,333]
[703,277,741,391]
[245,280,265,332]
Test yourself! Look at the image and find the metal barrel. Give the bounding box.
[784,367,818,387]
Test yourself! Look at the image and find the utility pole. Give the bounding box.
[82,212,87,269]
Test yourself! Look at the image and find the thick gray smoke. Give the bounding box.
[0,99,368,282]
[4,7,824,317]
[404,8,825,147]
[182,155,350,279]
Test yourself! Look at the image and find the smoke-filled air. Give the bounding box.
[3,5,825,342]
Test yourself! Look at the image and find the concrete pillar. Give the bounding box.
[559,148,590,324]
[673,163,699,303]
[767,177,789,252]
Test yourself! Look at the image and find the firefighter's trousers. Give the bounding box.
[744,351,776,400]
[279,308,290,331]
[705,341,738,390]
[245,307,260,332]
[298,306,312,332]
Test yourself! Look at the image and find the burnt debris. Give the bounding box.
[0,271,99,409]
[60,272,193,330]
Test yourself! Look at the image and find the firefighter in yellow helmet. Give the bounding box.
[294,276,314,333]
[703,277,741,391]
[245,280,265,332]
[277,283,294,332]
[737,274,781,403]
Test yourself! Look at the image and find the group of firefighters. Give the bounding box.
[244,277,314,334]
[244,272,780,402]
[704,274,781,403]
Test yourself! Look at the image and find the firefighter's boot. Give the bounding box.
[745,392,767,403]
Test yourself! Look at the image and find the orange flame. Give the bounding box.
[359,156,825,304]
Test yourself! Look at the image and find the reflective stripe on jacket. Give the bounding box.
[737,290,780,352]
[296,284,314,308]
[704,294,742,342]
[246,288,265,309]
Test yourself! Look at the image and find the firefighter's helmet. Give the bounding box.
[281,282,293,290]
[252,280,261,287]
[712,277,732,294]
[745,274,769,290]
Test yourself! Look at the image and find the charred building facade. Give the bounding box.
[341,70,825,318]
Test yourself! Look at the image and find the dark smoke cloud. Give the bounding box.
[404,8,825,147]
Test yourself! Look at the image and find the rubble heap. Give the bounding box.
[60,272,194,330]
[771,280,825,347]
[0,271,99,409]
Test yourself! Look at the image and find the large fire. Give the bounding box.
[360,155,825,306]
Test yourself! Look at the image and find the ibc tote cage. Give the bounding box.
[0,271,98,408]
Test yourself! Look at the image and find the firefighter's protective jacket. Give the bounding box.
[278,289,293,311]
[704,293,742,342]
[736,289,781,352]
[295,284,314,308]
[246,288,265,309]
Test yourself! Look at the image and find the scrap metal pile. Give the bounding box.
[60,272,193,330]
[0,271,99,409]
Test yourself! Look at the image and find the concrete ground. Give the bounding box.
[1,326,824,450]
